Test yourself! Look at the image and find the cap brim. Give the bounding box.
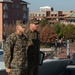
[21,25,26,28]
[33,22,39,24]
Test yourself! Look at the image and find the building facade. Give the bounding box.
[46,11,70,24]
[0,0,29,41]
[64,11,75,25]
[29,10,71,24]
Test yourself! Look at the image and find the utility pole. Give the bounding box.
[67,40,70,59]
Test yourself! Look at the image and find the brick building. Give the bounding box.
[0,0,29,41]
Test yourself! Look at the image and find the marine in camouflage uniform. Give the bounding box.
[4,20,27,75]
[25,19,40,75]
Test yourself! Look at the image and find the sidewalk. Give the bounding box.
[57,42,75,59]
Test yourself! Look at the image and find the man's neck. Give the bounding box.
[16,30,22,35]
[30,27,35,32]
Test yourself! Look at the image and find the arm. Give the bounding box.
[4,36,13,69]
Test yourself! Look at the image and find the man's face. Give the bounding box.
[30,23,39,31]
[17,25,26,33]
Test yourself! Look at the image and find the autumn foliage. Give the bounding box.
[4,24,16,37]
[40,25,57,43]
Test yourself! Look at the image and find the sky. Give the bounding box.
[24,0,75,12]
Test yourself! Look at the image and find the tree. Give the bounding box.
[40,17,48,27]
[40,25,57,43]
[4,24,16,37]
[63,24,75,39]
[53,22,65,38]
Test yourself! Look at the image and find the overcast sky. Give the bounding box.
[24,0,75,12]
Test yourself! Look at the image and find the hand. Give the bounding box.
[6,68,12,74]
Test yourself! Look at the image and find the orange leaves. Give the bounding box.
[40,25,57,43]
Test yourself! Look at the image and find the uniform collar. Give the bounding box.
[15,32,23,37]
[29,29,37,33]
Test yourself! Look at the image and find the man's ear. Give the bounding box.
[16,25,19,30]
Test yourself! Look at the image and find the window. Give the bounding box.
[23,13,26,19]
[51,15,53,16]
[4,21,8,26]
[23,5,26,11]
[55,14,57,16]
[15,12,19,16]
[12,4,14,8]
[30,14,34,16]
[15,4,19,8]
[35,14,37,16]
[39,14,41,16]
[3,3,8,10]
[4,12,8,18]
[42,14,45,16]
[32,14,34,16]
[30,14,32,16]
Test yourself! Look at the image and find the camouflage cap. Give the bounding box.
[16,20,26,28]
[29,18,39,24]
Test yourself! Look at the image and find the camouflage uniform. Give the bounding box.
[4,32,27,75]
[25,30,40,75]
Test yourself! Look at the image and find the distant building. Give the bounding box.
[29,6,75,25]
[0,0,29,41]
[40,6,54,12]
[29,11,46,20]
[46,11,70,24]
[29,9,70,24]
[64,10,75,25]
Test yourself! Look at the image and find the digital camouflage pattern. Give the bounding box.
[25,29,40,75]
[4,32,27,75]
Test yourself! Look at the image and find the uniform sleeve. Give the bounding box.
[3,36,13,68]
[24,30,34,48]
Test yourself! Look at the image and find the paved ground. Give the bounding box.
[57,41,75,60]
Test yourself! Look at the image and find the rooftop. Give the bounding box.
[0,0,12,2]
[65,10,75,18]
[21,0,30,4]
